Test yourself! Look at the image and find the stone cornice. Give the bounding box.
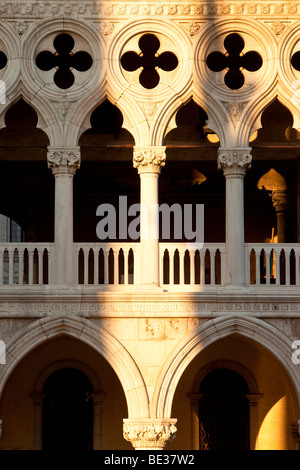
[0,2,300,20]
[1,296,300,318]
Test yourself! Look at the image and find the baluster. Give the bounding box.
[190,250,195,285]
[286,249,290,286]
[28,249,34,285]
[133,245,139,285]
[19,248,24,285]
[83,248,89,285]
[104,250,110,284]
[179,250,185,285]
[245,247,250,286]
[38,249,44,285]
[274,249,281,285]
[76,248,81,284]
[255,250,260,286]
[220,250,225,285]
[210,250,215,285]
[169,248,174,285]
[200,250,205,285]
[160,249,164,285]
[295,250,300,286]
[8,248,14,285]
[265,249,270,285]
[114,249,120,284]
[124,249,129,285]
[0,249,3,285]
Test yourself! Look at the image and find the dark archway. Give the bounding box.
[42,368,93,450]
[198,368,250,450]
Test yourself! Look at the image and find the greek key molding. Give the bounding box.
[123,419,177,449]
[1,300,300,316]
[217,148,252,175]
[47,147,81,175]
[0,2,299,19]
[133,146,166,173]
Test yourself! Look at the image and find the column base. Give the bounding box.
[123,418,177,450]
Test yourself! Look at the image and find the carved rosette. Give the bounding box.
[217,148,252,176]
[123,419,177,449]
[47,147,80,175]
[133,147,166,174]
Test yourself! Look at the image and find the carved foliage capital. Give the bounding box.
[47,148,80,175]
[217,148,252,175]
[133,147,166,174]
[123,419,177,449]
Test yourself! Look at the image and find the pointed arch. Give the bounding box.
[74,96,137,148]
[152,315,300,418]
[0,92,63,146]
[0,316,149,419]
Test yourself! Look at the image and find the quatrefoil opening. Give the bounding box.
[206,33,263,90]
[35,33,93,89]
[120,33,178,89]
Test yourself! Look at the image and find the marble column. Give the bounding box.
[133,146,166,287]
[47,147,80,285]
[218,148,252,287]
[123,418,177,450]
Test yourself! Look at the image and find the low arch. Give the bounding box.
[152,315,300,418]
[34,359,103,395]
[0,316,149,419]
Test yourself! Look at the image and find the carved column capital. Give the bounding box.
[217,147,252,176]
[123,418,177,450]
[47,147,80,175]
[133,146,166,174]
[271,190,288,213]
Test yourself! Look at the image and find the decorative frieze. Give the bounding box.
[0,2,299,19]
[1,300,300,317]
[47,148,80,175]
[123,419,177,449]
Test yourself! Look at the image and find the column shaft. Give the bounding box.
[133,147,166,287]
[218,148,252,287]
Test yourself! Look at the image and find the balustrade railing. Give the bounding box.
[0,242,299,289]
[74,243,139,285]
[159,243,226,287]
[245,243,300,286]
